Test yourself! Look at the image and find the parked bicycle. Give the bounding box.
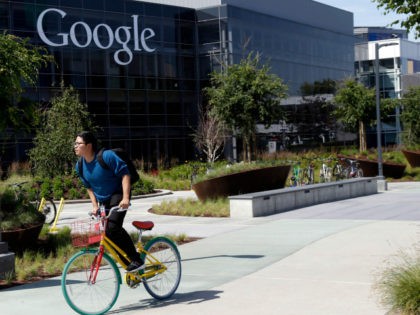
[302,160,315,185]
[332,158,363,180]
[62,206,182,315]
[343,158,364,178]
[319,158,333,183]
[289,161,303,186]
[9,181,57,225]
[332,158,346,181]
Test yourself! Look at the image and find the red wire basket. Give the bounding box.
[71,219,102,247]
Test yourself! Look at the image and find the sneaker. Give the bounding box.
[126,260,145,273]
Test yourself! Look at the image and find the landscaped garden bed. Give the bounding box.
[192,165,291,201]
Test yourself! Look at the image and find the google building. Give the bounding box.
[0,0,354,165]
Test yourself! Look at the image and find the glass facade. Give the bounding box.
[1,0,354,164]
[197,5,354,94]
[1,0,198,165]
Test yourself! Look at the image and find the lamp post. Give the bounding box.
[374,41,398,179]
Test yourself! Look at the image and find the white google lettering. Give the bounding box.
[70,22,92,48]
[36,8,156,65]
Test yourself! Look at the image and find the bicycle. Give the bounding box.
[61,206,182,315]
[332,158,346,181]
[319,158,333,183]
[9,181,57,225]
[343,158,364,178]
[289,161,303,187]
[302,160,315,185]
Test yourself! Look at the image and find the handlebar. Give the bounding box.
[88,206,127,220]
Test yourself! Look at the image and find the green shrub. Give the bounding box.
[0,188,44,231]
[157,161,209,181]
[132,177,155,195]
[39,179,53,198]
[63,177,74,190]
[67,188,82,199]
[53,189,64,200]
[52,177,64,199]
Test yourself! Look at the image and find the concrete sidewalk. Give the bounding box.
[0,182,419,315]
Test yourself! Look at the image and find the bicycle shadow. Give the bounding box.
[182,254,264,262]
[1,278,62,291]
[109,255,264,314]
[109,290,224,314]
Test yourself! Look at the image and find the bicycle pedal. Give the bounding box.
[125,274,142,288]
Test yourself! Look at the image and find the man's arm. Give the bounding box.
[119,174,131,209]
[87,188,99,214]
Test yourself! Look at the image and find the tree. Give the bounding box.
[0,33,53,132]
[28,84,98,177]
[192,105,227,164]
[400,86,420,147]
[333,79,377,152]
[333,79,396,152]
[204,53,288,162]
[373,0,420,38]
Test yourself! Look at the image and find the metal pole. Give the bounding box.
[375,43,384,178]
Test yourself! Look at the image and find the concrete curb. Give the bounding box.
[62,189,173,204]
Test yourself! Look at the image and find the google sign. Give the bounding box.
[36,8,156,66]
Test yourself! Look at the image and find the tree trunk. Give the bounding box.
[359,120,367,152]
[242,136,251,162]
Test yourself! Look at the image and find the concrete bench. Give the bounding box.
[229,177,378,218]
[0,234,15,280]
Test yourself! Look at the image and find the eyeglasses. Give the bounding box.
[74,142,86,147]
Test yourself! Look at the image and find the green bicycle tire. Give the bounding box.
[142,236,182,300]
[61,249,121,315]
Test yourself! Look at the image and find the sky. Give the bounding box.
[315,0,419,42]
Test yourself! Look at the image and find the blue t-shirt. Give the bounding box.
[76,150,130,202]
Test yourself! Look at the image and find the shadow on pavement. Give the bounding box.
[182,254,264,262]
[2,278,61,292]
[109,290,224,314]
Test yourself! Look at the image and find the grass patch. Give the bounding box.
[140,171,192,191]
[375,249,420,315]
[150,198,229,217]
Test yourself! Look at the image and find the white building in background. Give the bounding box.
[354,27,420,146]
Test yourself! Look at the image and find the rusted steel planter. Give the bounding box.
[402,149,420,168]
[1,222,44,251]
[192,165,291,201]
[338,155,406,179]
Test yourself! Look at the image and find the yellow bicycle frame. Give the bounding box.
[98,234,167,281]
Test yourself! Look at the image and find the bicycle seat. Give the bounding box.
[132,221,154,231]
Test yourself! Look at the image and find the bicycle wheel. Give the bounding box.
[41,199,57,225]
[142,236,181,300]
[308,168,314,184]
[356,169,364,178]
[325,167,332,182]
[62,250,121,315]
[332,164,343,180]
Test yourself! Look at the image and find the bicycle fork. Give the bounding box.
[88,247,105,285]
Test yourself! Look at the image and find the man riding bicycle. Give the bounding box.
[74,131,144,272]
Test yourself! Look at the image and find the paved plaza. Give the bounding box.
[0,182,419,315]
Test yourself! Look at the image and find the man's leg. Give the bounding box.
[105,194,143,270]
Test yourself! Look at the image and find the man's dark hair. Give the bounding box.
[77,131,98,151]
